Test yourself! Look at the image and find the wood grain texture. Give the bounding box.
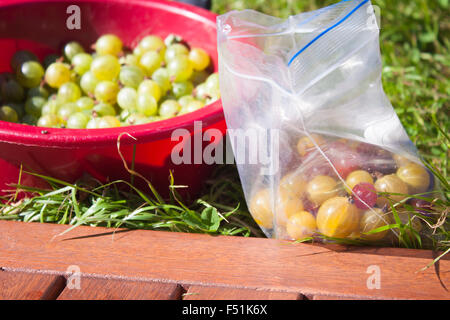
[311,295,376,300]
[0,270,65,300]
[183,286,302,300]
[0,221,448,300]
[57,277,182,300]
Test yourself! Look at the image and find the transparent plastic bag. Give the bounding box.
[217,0,440,244]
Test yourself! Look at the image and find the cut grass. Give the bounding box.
[0,168,259,237]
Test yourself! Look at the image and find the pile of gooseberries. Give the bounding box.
[0,34,220,128]
[249,134,435,242]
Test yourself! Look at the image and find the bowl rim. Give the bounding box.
[0,0,223,148]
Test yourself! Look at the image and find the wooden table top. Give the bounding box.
[0,220,448,300]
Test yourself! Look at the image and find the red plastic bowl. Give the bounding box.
[0,0,225,197]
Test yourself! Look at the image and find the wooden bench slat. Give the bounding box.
[0,221,448,300]
[183,286,302,300]
[0,270,65,300]
[311,294,375,300]
[57,277,182,300]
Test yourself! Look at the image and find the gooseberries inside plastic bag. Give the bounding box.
[248,134,437,242]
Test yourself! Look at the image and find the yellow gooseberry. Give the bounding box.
[296,134,325,157]
[306,175,339,206]
[374,174,409,207]
[345,170,373,194]
[275,188,304,227]
[359,208,392,241]
[249,188,273,229]
[396,163,430,194]
[286,211,317,240]
[316,196,360,238]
